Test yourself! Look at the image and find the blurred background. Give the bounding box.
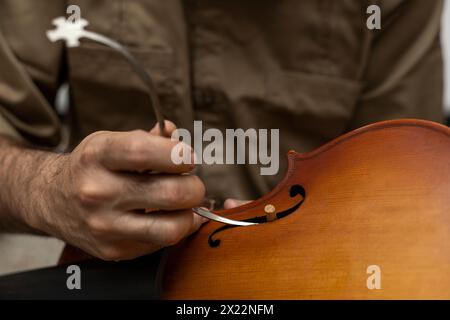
[443,1,450,124]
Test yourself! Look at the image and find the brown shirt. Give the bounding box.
[0,0,444,202]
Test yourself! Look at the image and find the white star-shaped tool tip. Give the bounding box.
[46,17,89,47]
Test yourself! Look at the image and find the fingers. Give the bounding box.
[90,210,207,260]
[83,210,208,261]
[115,173,206,211]
[76,171,205,211]
[92,130,194,173]
[149,120,177,137]
[111,209,208,246]
[224,198,252,209]
[100,240,162,261]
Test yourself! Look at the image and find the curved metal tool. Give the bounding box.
[192,207,258,226]
[47,17,166,135]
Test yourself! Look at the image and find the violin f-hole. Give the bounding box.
[208,185,306,248]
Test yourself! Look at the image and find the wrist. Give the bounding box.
[23,151,69,236]
[0,137,68,235]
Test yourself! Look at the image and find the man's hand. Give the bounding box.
[224,199,251,209]
[0,121,207,261]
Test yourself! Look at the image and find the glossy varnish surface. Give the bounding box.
[163,120,450,299]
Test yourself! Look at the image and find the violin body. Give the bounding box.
[162,119,450,299]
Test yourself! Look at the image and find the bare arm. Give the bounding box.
[0,121,207,261]
[0,135,63,234]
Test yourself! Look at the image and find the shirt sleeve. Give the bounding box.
[348,0,445,129]
[0,1,65,146]
[0,113,21,140]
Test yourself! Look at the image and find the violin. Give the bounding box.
[54,119,449,299]
[53,118,450,299]
[159,119,450,299]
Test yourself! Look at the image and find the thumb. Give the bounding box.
[190,211,209,232]
[223,198,252,210]
[149,120,177,136]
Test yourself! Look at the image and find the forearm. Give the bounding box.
[0,135,63,234]
[0,124,207,261]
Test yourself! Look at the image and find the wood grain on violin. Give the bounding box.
[163,119,450,299]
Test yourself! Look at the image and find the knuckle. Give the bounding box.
[159,176,205,207]
[75,179,110,206]
[77,131,110,165]
[162,181,183,204]
[190,176,206,202]
[79,144,98,165]
[159,222,184,246]
[85,215,109,236]
[130,129,147,137]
